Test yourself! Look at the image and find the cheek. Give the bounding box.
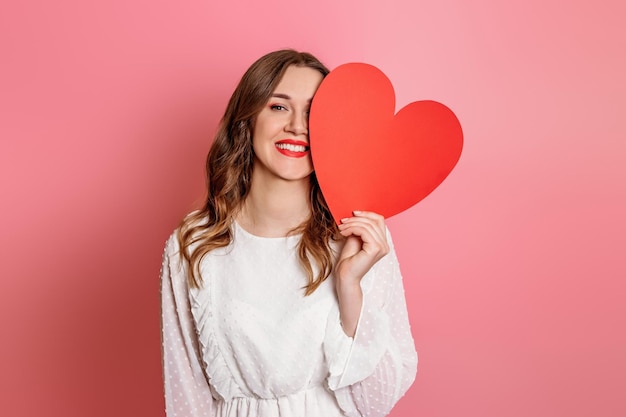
[251,118,274,142]
[305,155,314,172]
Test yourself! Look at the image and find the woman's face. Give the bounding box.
[251,65,324,184]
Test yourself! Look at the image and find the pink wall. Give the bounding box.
[1,1,624,416]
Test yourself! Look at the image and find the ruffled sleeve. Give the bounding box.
[324,228,418,417]
[160,233,215,417]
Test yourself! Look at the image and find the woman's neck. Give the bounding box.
[237,174,311,238]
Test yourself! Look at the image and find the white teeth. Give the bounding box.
[276,143,307,152]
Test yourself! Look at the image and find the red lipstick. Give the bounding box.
[275,139,309,158]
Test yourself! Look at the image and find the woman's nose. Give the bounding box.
[286,112,308,135]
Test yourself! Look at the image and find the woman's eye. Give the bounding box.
[270,104,287,111]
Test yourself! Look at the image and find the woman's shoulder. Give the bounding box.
[168,211,239,256]
[162,229,182,263]
[162,211,203,253]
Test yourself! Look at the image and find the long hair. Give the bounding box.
[178,49,340,295]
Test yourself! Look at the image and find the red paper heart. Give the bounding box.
[309,63,463,223]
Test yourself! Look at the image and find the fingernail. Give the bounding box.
[353,210,362,215]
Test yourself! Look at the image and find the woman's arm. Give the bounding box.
[161,234,215,417]
[335,211,390,336]
[326,213,418,416]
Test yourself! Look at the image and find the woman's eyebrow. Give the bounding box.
[271,93,291,100]
[271,93,313,103]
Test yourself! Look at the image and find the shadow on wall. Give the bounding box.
[5,90,226,417]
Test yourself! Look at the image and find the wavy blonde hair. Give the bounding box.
[178,49,340,295]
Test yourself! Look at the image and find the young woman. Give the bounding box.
[160,49,417,417]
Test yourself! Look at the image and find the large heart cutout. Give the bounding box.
[309,63,463,223]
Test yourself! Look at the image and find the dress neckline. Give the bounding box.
[233,219,302,241]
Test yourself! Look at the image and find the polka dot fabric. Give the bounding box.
[160,222,417,417]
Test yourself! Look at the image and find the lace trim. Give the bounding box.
[189,281,242,402]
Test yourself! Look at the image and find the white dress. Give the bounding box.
[160,221,417,417]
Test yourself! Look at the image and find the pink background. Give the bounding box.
[1,1,624,416]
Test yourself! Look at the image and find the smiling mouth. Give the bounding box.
[276,143,309,152]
